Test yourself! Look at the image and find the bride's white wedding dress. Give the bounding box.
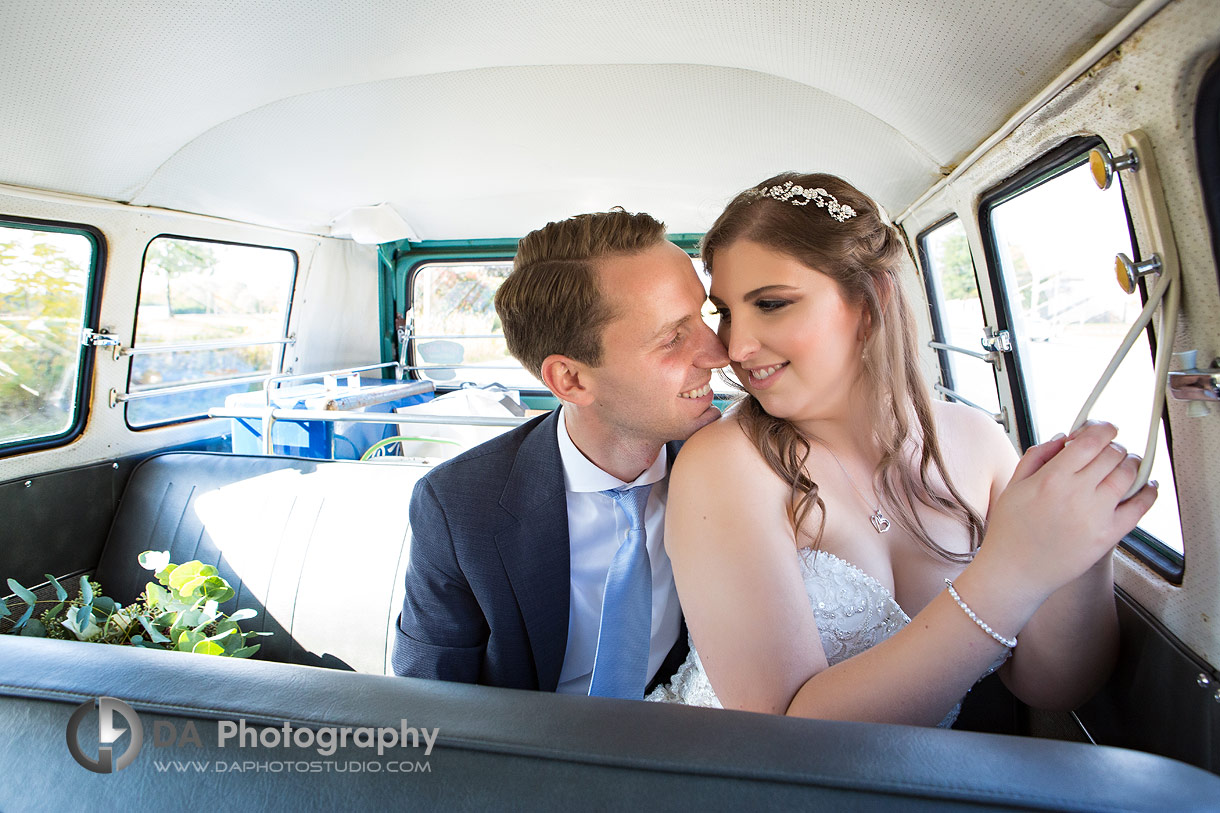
[646,547,1009,728]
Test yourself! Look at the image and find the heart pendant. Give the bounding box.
[870,510,891,533]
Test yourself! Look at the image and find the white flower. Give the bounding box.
[110,607,134,628]
[62,612,102,641]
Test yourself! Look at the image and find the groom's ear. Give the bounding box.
[540,354,594,406]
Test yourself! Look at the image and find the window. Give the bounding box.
[408,256,742,395]
[409,261,541,390]
[126,236,295,428]
[982,143,1183,558]
[918,217,1000,416]
[0,218,101,452]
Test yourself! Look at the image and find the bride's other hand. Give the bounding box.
[978,420,1158,602]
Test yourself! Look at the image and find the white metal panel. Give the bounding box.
[128,65,935,239]
[0,0,1141,237]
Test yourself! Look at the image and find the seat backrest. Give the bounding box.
[5,634,1220,811]
[94,452,431,673]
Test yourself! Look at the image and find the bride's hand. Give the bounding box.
[978,420,1158,600]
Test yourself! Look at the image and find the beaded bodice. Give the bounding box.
[647,548,1006,727]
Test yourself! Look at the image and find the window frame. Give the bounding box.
[0,214,106,457]
[124,233,298,430]
[1197,54,1220,292]
[393,234,710,396]
[917,213,984,398]
[400,251,526,390]
[977,135,1184,582]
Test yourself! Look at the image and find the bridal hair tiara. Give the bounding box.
[743,181,857,222]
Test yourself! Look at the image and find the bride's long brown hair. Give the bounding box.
[702,172,984,562]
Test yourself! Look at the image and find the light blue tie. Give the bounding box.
[588,483,654,699]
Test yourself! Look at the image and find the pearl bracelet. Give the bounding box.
[944,579,1017,649]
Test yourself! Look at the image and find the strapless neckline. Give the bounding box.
[797,547,904,616]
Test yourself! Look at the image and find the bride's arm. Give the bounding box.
[666,419,1155,725]
[987,431,1126,710]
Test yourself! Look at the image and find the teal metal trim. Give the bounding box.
[668,233,705,253]
[383,237,520,255]
[377,244,398,365]
[519,394,559,411]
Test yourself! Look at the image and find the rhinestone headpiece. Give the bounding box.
[744,181,857,222]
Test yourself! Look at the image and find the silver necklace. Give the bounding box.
[811,439,891,533]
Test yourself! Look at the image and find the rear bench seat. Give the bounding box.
[7,449,1220,808]
[93,451,428,673]
[4,634,1220,810]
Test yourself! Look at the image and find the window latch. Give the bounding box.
[80,328,123,360]
[980,328,1012,354]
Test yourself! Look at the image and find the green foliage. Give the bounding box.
[0,551,269,658]
[933,232,978,301]
[145,239,218,318]
[0,232,89,441]
[430,266,503,321]
[415,264,515,368]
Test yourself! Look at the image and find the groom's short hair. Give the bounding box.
[496,208,666,379]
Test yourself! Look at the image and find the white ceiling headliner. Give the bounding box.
[0,0,1141,239]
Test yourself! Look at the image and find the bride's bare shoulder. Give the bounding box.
[672,411,775,487]
[678,411,758,461]
[930,399,1014,458]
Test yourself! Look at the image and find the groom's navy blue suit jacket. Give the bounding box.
[392,409,686,691]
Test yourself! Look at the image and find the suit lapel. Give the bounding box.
[495,410,571,691]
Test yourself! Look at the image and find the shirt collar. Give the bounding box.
[556,405,668,493]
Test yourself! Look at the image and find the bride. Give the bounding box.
[647,172,1158,725]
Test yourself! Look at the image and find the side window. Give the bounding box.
[0,219,101,452]
[126,236,295,428]
[918,217,1001,417]
[982,145,1183,559]
[409,261,540,390]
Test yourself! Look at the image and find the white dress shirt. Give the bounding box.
[554,406,682,695]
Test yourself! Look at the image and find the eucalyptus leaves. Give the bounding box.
[0,551,268,657]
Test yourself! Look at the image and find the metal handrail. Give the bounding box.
[927,340,995,363]
[262,362,401,404]
[208,406,530,455]
[934,383,1008,431]
[407,334,505,341]
[404,364,529,372]
[116,372,273,403]
[123,337,295,357]
[210,407,527,427]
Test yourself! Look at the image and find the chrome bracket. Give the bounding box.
[1169,357,1220,402]
[980,328,1012,354]
[81,328,124,360]
[1089,144,1140,191]
[978,327,1012,371]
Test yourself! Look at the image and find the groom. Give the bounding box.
[392,209,728,697]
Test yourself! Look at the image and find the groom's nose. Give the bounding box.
[693,321,730,368]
